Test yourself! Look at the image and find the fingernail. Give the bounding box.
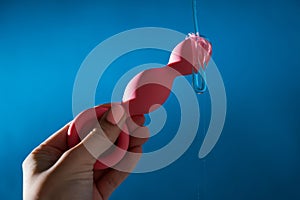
[106,105,125,125]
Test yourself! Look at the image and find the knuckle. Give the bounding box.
[106,176,118,190]
[100,121,119,142]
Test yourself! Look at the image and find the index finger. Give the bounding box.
[40,122,70,152]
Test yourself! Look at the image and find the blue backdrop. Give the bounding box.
[0,0,299,199]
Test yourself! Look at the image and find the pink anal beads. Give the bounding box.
[122,34,212,115]
[67,34,212,170]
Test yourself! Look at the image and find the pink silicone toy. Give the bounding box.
[67,34,212,170]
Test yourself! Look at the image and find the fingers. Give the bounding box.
[95,125,149,200]
[126,114,149,147]
[126,115,145,132]
[52,106,148,174]
[40,122,70,152]
[64,105,127,167]
[22,123,70,173]
[129,126,150,148]
[95,146,142,200]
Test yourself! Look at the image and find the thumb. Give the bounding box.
[65,105,126,167]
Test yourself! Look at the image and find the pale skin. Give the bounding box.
[22,105,149,200]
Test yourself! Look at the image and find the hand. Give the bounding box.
[22,105,149,200]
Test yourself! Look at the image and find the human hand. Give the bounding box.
[22,104,149,200]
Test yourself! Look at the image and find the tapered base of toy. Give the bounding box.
[67,104,129,170]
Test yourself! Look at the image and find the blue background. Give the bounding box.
[1,0,299,199]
